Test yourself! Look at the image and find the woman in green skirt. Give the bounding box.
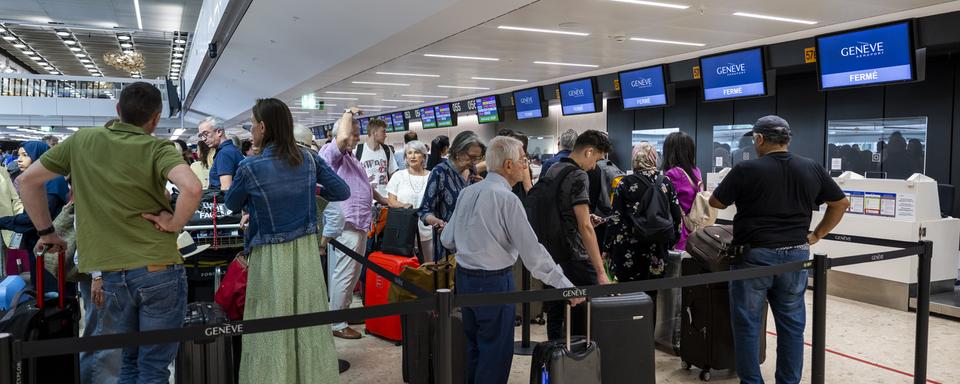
[225,98,350,383]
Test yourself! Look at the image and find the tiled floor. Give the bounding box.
[335,290,960,383]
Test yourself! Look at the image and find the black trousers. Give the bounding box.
[544,259,598,341]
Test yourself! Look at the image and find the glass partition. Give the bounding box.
[528,135,556,162]
[0,77,165,101]
[826,117,927,179]
[632,128,679,168]
[712,124,755,172]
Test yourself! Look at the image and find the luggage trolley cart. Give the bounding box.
[183,223,244,302]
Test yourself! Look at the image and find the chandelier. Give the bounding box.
[103,50,145,73]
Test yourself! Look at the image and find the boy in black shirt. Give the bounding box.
[710,116,849,384]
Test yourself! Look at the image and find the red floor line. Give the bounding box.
[765,331,942,384]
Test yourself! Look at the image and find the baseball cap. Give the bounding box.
[743,115,791,137]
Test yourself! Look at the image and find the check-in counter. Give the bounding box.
[707,170,960,313]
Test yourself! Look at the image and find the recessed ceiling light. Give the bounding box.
[172,59,182,63]
[381,99,424,103]
[423,53,499,61]
[497,26,590,36]
[171,63,181,68]
[401,94,447,99]
[351,81,409,86]
[64,40,77,45]
[437,85,490,90]
[325,91,376,95]
[56,31,70,37]
[74,53,86,58]
[12,44,25,49]
[93,73,102,77]
[23,51,35,56]
[533,61,599,68]
[732,12,817,25]
[118,35,131,41]
[84,64,94,68]
[2,36,15,41]
[173,46,184,51]
[175,38,186,44]
[0,27,5,33]
[120,43,132,48]
[629,37,705,46]
[29,56,42,61]
[317,96,360,101]
[48,71,59,75]
[80,59,90,63]
[173,53,183,57]
[471,76,528,83]
[375,71,440,78]
[88,68,98,72]
[609,0,689,9]
[69,47,81,52]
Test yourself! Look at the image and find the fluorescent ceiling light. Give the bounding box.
[438,85,490,90]
[69,47,82,52]
[29,56,41,61]
[134,0,143,29]
[291,111,310,114]
[402,94,446,99]
[376,71,440,78]
[609,0,689,9]
[325,91,376,95]
[172,59,182,63]
[56,31,70,37]
[23,51,35,55]
[172,63,181,68]
[84,64,94,68]
[423,53,499,61]
[175,38,186,44]
[79,59,90,63]
[0,27,5,33]
[48,71,59,75]
[497,25,589,36]
[173,53,183,58]
[121,43,133,48]
[381,99,424,103]
[630,37,705,46]
[351,81,409,86]
[317,96,360,100]
[358,105,397,109]
[1,36,15,41]
[471,76,528,83]
[733,12,817,25]
[533,61,599,68]
[118,35,131,41]
[173,46,184,51]
[12,44,25,49]
[75,53,86,58]
[64,40,76,45]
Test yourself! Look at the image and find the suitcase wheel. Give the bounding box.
[699,370,711,382]
[681,360,691,370]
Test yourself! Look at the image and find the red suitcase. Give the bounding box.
[364,251,419,342]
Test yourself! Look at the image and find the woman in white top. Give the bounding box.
[386,140,433,259]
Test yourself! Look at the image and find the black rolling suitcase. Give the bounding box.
[529,302,601,384]
[680,258,766,382]
[654,251,683,356]
[401,309,466,384]
[591,293,655,384]
[0,249,80,384]
[176,302,235,384]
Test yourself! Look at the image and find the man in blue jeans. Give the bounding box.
[19,82,202,383]
[710,116,849,384]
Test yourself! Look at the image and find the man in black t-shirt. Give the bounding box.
[710,116,849,384]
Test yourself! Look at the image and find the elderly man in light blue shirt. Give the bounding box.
[441,136,583,384]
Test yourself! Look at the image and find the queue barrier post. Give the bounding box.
[0,333,13,383]
[811,253,828,384]
[514,266,538,355]
[914,240,932,384]
[435,289,454,384]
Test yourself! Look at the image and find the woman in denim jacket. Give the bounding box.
[225,98,349,384]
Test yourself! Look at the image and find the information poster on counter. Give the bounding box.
[842,190,915,220]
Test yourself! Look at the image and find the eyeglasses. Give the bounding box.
[198,131,212,139]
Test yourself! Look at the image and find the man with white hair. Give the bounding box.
[198,117,243,190]
[440,135,583,384]
[539,128,579,179]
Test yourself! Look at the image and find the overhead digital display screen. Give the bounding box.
[559,77,599,116]
[816,21,915,90]
[619,65,668,109]
[699,48,767,101]
[419,107,437,129]
[434,104,455,127]
[513,87,546,120]
[359,117,370,135]
[476,96,501,123]
[391,112,406,131]
[381,115,393,132]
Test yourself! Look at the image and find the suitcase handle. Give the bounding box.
[34,244,66,311]
[565,300,591,350]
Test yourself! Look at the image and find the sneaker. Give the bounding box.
[333,327,362,340]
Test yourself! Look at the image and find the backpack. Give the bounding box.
[355,142,394,162]
[676,168,717,233]
[614,174,675,243]
[524,163,580,264]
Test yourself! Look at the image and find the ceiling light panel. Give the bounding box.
[376,71,440,77]
[381,99,424,103]
[438,85,490,90]
[630,37,705,46]
[533,61,599,68]
[402,94,447,98]
[325,91,377,95]
[609,0,689,9]
[351,81,410,86]
[471,76,528,82]
[423,53,499,61]
[732,12,818,25]
[497,25,590,36]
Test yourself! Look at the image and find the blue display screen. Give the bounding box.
[619,66,667,109]
[476,96,501,123]
[514,87,544,120]
[700,48,766,101]
[559,78,598,115]
[360,118,369,135]
[392,112,405,131]
[435,104,454,127]
[817,22,914,89]
[381,115,393,132]
[419,107,437,128]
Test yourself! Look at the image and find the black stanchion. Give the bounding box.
[914,240,932,384]
[811,254,828,384]
[0,333,12,383]
[435,289,454,384]
[514,266,538,355]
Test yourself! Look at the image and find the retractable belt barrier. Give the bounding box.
[0,235,933,384]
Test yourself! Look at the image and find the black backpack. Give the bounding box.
[614,174,675,243]
[524,163,580,264]
[356,143,393,161]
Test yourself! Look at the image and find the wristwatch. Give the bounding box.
[37,226,56,236]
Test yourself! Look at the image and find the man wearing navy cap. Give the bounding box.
[709,115,849,384]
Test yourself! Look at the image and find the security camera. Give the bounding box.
[208,42,218,59]
[613,35,627,43]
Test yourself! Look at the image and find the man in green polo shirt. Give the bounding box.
[18,82,202,383]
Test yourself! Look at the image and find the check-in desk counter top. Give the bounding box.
[707,171,960,311]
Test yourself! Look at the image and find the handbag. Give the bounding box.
[379,208,421,257]
[678,169,717,233]
[214,251,248,321]
[387,254,456,304]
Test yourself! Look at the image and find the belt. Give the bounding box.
[457,265,512,277]
[774,244,809,251]
[103,264,180,273]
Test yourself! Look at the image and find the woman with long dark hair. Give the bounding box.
[426,135,450,171]
[661,131,701,251]
[225,98,350,384]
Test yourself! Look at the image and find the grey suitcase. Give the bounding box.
[529,303,601,384]
[592,293,656,384]
[654,251,683,355]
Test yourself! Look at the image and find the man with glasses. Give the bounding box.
[198,117,243,190]
[440,136,583,384]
